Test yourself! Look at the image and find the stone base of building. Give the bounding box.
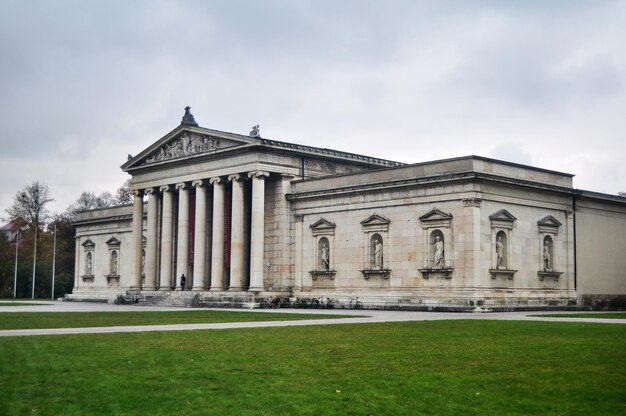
[578,294,626,311]
[64,287,582,311]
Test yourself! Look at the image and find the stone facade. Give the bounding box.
[67,109,626,310]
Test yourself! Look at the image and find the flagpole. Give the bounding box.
[13,230,19,299]
[51,224,57,300]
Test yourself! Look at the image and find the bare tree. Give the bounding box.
[5,181,54,232]
[5,181,54,298]
[115,179,133,205]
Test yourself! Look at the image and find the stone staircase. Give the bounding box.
[141,291,262,309]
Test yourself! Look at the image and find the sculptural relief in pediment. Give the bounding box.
[144,132,223,165]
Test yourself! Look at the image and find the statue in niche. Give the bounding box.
[374,239,383,269]
[111,251,118,275]
[321,243,329,270]
[434,235,444,268]
[543,241,551,271]
[86,252,93,276]
[496,236,504,269]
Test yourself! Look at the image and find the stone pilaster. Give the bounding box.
[175,183,190,290]
[144,188,159,290]
[209,177,225,291]
[248,171,270,291]
[228,174,246,291]
[159,185,174,290]
[131,190,144,289]
[192,180,208,290]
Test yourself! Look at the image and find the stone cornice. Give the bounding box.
[287,171,577,202]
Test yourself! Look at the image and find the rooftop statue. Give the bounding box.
[181,106,199,127]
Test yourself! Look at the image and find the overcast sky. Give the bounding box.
[1,0,625,218]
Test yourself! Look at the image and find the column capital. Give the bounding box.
[209,177,222,186]
[175,182,187,190]
[281,173,295,180]
[228,173,246,182]
[144,187,156,196]
[132,189,143,197]
[248,171,270,180]
[159,184,172,193]
[192,179,206,188]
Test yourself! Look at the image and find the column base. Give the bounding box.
[248,286,264,292]
[129,286,142,291]
[210,286,224,292]
[192,287,206,291]
[159,287,173,291]
[228,287,243,292]
[143,286,157,291]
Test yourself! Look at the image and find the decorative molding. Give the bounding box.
[248,171,270,180]
[309,218,336,236]
[538,271,563,281]
[462,198,482,207]
[489,269,517,279]
[309,270,336,280]
[81,275,95,282]
[82,239,95,250]
[537,215,562,234]
[361,269,391,279]
[106,237,120,248]
[489,209,517,230]
[361,213,390,233]
[144,132,220,164]
[420,208,453,228]
[419,267,454,279]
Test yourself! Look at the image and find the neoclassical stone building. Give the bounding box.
[69,108,626,309]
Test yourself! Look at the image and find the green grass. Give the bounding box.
[1,320,624,415]
[0,310,351,330]
[531,313,626,319]
[0,302,48,307]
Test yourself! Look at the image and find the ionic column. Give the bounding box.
[209,177,225,291]
[192,180,208,290]
[144,188,159,290]
[159,185,174,290]
[228,174,245,291]
[131,190,144,289]
[248,171,269,291]
[175,183,190,290]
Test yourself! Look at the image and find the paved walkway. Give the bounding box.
[0,301,624,337]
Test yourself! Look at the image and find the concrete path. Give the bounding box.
[0,300,624,337]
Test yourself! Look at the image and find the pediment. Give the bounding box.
[489,209,517,222]
[310,218,336,230]
[122,125,259,170]
[106,237,121,247]
[360,213,391,226]
[82,239,95,249]
[537,215,561,227]
[310,217,336,236]
[419,208,453,223]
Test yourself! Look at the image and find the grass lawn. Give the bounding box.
[0,302,48,307]
[531,312,626,319]
[0,310,350,330]
[1,320,624,416]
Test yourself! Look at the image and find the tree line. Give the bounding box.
[0,180,132,298]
